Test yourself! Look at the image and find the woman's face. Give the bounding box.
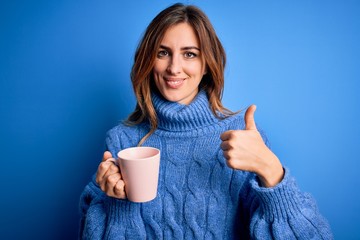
[153,23,206,105]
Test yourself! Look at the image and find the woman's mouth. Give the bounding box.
[165,77,185,89]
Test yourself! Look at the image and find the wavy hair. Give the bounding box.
[127,3,234,145]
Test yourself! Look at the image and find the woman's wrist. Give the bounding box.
[257,153,284,188]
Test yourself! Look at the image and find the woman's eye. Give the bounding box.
[157,50,169,58]
[184,52,197,58]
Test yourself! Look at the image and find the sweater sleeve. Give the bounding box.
[79,126,146,239]
[79,175,107,239]
[79,175,147,240]
[247,168,333,239]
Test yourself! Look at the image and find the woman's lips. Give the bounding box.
[164,77,185,89]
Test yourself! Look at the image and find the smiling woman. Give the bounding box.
[79,3,333,239]
[153,23,206,105]
[127,3,232,146]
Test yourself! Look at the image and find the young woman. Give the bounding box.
[79,3,333,239]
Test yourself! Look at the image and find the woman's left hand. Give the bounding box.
[220,105,284,187]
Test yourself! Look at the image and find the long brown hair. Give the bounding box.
[127,3,234,145]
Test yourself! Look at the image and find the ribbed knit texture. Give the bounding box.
[79,90,333,239]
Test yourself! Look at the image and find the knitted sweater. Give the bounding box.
[79,90,333,239]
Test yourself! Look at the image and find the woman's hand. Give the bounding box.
[220,105,284,187]
[96,151,127,199]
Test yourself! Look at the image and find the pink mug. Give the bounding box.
[117,146,160,203]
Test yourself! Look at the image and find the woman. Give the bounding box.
[79,3,333,239]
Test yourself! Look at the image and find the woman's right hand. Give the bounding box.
[95,151,127,199]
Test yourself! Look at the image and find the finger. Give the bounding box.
[105,157,117,165]
[104,162,120,177]
[101,163,121,185]
[245,105,257,130]
[220,130,234,141]
[96,161,111,185]
[220,141,231,151]
[114,179,126,199]
[102,151,113,162]
[96,152,113,184]
[222,150,231,160]
[105,173,121,196]
[96,161,119,186]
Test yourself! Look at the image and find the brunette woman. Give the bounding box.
[79,3,333,239]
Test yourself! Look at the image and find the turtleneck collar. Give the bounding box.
[151,90,220,132]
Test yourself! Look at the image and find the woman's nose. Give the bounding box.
[166,56,181,75]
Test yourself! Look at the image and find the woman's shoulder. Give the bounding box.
[107,121,148,135]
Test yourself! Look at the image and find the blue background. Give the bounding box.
[1,0,359,239]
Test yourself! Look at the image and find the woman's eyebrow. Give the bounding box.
[159,45,200,51]
[182,46,200,51]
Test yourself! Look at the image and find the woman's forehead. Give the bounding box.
[159,23,200,48]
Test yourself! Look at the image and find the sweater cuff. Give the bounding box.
[250,167,302,222]
[105,197,143,224]
[90,174,143,224]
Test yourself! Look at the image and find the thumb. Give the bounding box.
[102,151,113,162]
[245,105,257,130]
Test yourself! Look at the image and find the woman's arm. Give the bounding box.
[221,105,333,238]
[247,168,333,239]
[79,126,146,239]
[79,175,107,239]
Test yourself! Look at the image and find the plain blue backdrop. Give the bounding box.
[1,0,359,239]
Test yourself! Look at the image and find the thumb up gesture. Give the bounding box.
[220,105,284,187]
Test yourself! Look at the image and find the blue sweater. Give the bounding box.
[79,91,333,239]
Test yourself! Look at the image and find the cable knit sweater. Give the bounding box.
[79,90,333,239]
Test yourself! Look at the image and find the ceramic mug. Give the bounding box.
[116,146,160,203]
